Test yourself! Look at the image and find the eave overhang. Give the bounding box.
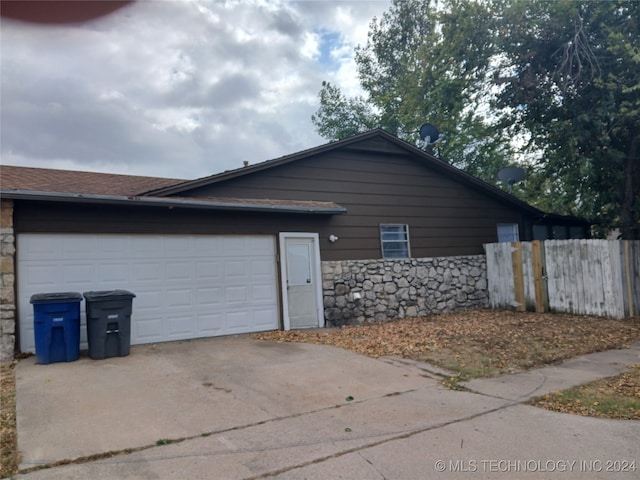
[0,190,347,215]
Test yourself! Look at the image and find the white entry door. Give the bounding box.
[279,233,323,330]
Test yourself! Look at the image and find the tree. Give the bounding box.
[311,81,377,140]
[312,0,513,184]
[491,0,639,238]
[313,0,640,238]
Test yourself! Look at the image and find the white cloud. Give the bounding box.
[0,0,389,179]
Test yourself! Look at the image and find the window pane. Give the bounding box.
[497,223,519,243]
[380,225,410,258]
[383,242,409,258]
[532,225,548,240]
[381,230,408,241]
[569,226,585,239]
[286,243,311,286]
[552,225,568,239]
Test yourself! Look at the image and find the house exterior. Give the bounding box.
[0,129,589,360]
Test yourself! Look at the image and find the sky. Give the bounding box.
[1,0,390,180]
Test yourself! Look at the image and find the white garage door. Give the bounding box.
[17,234,280,353]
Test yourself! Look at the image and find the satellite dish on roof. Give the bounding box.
[498,166,526,193]
[419,123,440,144]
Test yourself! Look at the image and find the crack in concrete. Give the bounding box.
[16,383,429,475]
[17,369,559,478]
[242,398,521,479]
[461,371,549,402]
[358,451,389,480]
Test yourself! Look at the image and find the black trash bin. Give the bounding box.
[30,292,82,364]
[83,290,135,360]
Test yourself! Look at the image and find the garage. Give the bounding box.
[17,233,280,353]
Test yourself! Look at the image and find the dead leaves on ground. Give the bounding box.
[256,310,640,419]
[0,361,18,477]
[254,310,640,379]
[531,365,640,420]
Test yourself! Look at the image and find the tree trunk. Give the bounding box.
[620,135,638,240]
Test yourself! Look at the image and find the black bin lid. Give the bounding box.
[83,290,136,301]
[30,292,83,304]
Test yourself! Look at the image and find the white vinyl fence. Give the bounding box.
[486,240,639,319]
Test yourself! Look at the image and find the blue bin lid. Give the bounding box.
[83,290,136,301]
[30,292,83,304]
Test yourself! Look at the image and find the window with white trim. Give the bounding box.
[497,223,519,243]
[380,224,410,258]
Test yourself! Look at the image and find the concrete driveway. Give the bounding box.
[14,336,640,479]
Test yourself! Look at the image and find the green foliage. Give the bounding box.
[311,81,377,140]
[492,0,640,238]
[313,0,640,237]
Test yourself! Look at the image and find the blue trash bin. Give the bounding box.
[30,292,83,364]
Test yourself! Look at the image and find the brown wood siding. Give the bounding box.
[13,202,331,235]
[12,137,534,260]
[178,143,526,259]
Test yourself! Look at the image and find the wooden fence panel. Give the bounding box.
[486,242,515,309]
[621,241,640,317]
[521,242,534,310]
[545,240,626,318]
[486,239,639,319]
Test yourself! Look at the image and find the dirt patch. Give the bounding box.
[255,310,640,379]
[1,361,19,478]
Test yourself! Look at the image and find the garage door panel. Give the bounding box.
[165,236,192,255]
[167,315,195,337]
[63,265,94,284]
[17,234,279,352]
[254,308,278,328]
[253,285,277,302]
[252,258,275,276]
[96,235,129,254]
[166,289,193,307]
[135,318,165,343]
[197,313,224,335]
[222,236,250,254]
[167,262,193,280]
[224,259,249,281]
[193,236,224,255]
[226,286,248,303]
[134,288,164,307]
[19,234,60,259]
[226,311,250,332]
[131,237,164,258]
[96,263,130,284]
[197,287,223,306]
[21,265,58,288]
[248,236,274,254]
[132,262,163,282]
[197,261,223,280]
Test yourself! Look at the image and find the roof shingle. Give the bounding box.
[0,165,186,196]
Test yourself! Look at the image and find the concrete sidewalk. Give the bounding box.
[462,342,640,401]
[13,338,640,479]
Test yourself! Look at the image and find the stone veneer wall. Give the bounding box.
[0,200,16,361]
[322,255,488,326]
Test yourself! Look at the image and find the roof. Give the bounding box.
[0,165,185,196]
[0,130,588,222]
[0,165,345,214]
[143,129,546,217]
